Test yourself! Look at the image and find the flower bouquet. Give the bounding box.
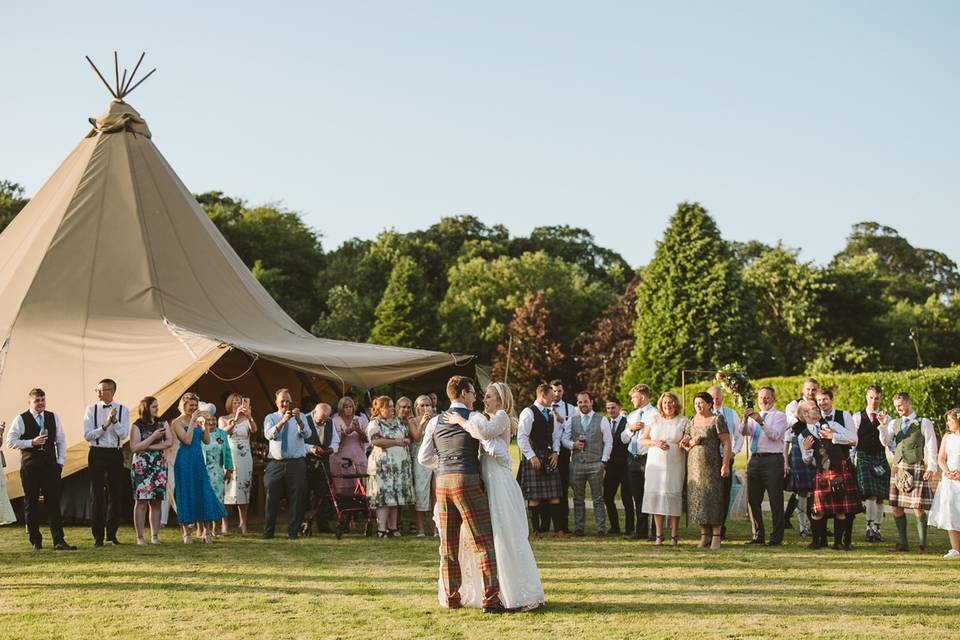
[714,363,757,409]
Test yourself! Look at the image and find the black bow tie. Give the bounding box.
[102,404,111,409]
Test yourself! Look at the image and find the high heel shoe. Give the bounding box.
[670,536,679,547]
[654,535,664,546]
[710,533,722,550]
[203,531,213,544]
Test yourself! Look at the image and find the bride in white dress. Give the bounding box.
[437,382,545,610]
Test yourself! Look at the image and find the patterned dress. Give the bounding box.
[224,418,253,505]
[202,427,234,507]
[131,421,168,501]
[685,415,727,526]
[367,418,415,508]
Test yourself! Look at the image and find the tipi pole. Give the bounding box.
[85,56,118,99]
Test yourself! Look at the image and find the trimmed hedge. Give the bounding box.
[673,366,960,434]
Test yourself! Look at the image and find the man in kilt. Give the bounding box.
[880,391,940,554]
[797,399,861,549]
[851,385,891,542]
[417,376,504,613]
[815,388,860,549]
[517,383,563,539]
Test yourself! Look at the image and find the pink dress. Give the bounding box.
[330,413,369,494]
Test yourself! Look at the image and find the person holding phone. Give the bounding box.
[6,388,75,550]
[221,393,257,535]
[262,388,312,539]
[330,396,369,496]
[410,395,436,536]
[129,396,173,544]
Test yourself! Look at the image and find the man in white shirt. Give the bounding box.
[82,378,131,547]
[514,383,564,538]
[303,401,340,534]
[742,386,789,545]
[562,391,613,537]
[783,377,819,534]
[850,385,890,542]
[880,391,939,553]
[709,386,743,539]
[815,387,858,549]
[549,379,576,535]
[6,388,76,550]
[622,384,659,540]
[262,388,312,539]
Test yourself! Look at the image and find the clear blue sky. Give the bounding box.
[2,1,957,267]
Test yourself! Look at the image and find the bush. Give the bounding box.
[672,366,960,433]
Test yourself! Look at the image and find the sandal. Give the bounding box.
[136,537,147,546]
[377,530,388,538]
[389,528,402,538]
[710,533,722,550]
[670,536,679,547]
[654,535,664,546]
[150,536,160,545]
[182,533,193,544]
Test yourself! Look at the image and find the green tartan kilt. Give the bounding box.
[856,451,891,500]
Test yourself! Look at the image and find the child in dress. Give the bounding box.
[928,408,960,558]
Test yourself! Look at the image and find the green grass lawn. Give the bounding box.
[1,513,957,640]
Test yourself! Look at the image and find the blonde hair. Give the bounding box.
[657,392,680,417]
[179,392,199,414]
[337,396,356,415]
[945,408,960,431]
[224,392,243,413]
[414,395,433,418]
[396,396,413,411]
[488,382,520,435]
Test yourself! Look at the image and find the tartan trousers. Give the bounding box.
[435,472,500,608]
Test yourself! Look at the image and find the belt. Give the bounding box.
[269,457,304,462]
[753,452,783,457]
[632,453,647,461]
[440,455,466,461]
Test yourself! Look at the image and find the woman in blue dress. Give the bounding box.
[172,393,227,544]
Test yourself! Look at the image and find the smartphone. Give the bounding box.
[242,397,250,410]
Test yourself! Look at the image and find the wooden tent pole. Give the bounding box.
[113,51,120,96]
[122,52,146,96]
[123,68,156,96]
[85,56,118,99]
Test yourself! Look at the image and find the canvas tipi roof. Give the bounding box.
[0,71,469,496]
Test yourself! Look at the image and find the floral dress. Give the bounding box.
[131,421,168,501]
[202,427,234,507]
[224,418,253,505]
[366,418,414,508]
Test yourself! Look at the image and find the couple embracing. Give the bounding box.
[417,376,545,613]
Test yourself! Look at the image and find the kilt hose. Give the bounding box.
[889,461,938,511]
[435,473,499,608]
[812,460,863,516]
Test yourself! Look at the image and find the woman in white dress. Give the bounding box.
[639,392,688,546]
[0,421,18,525]
[221,393,257,535]
[928,408,960,558]
[409,395,435,537]
[439,382,545,611]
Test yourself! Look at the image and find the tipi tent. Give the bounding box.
[0,62,471,499]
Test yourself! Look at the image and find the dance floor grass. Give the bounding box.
[0,515,956,639]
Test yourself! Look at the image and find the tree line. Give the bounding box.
[2,181,958,400]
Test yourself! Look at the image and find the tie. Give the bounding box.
[902,417,911,434]
[629,410,644,455]
[869,411,878,425]
[37,413,45,429]
[280,416,290,457]
[542,407,551,421]
[751,412,766,454]
[102,403,111,409]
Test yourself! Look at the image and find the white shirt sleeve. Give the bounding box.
[462,410,507,441]
[601,417,613,462]
[264,413,282,440]
[516,407,535,461]
[329,423,341,454]
[829,419,857,446]
[55,413,67,466]
[553,416,563,454]
[417,416,440,468]
[922,418,939,473]
[727,409,744,454]
[6,415,31,450]
[82,405,102,442]
[116,405,131,442]
[785,400,799,427]
[475,412,512,468]
[800,427,816,465]
[561,417,574,450]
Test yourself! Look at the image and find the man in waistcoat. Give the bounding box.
[816,388,859,549]
[303,401,340,534]
[709,386,743,540]
[417,376,504,613]
[622,384,659,540]
[562,391,613,536]
[517,383,564,538]
[881,391,939,553]
[603,396,634,536]
[783,377,820,536]
[5,388,76,550]
[850,385,891,542]
[82,378,131,547]
[549,379,576,535]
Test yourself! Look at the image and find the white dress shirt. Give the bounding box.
[717,405,743,455]
[883,412,939,473]
[743,408,789,454]
[784,398,803,427]
[516,402,563,461]
[416,402,505,468]
[799,420,858,465]
[83,402,131,448]
[622,404,659,456]
[6,410,67,466]
[561,411,613,462]
[263,411,312,459]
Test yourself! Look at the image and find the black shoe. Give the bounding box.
[745,539,765,545]
[262,533,275,540]
[482,602,508,614]
[573,530,585,537]
[93,540,104,548]
[106,537,121,545]
[766,539,783,546]
[32,543,42,551]
[54,542,77,551]
[287,534,301,540]
[784,520,794,530]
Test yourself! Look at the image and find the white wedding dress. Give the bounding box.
[436,410,545,610]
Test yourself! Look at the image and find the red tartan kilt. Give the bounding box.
[812,460,863,516]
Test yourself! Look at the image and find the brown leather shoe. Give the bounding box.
[918,545,928,555]
[894,543,910,552]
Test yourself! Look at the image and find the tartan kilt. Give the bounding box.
[786,444,816,492]
[855,451,891,500]
[519,448,563,501]
[889,461,938,510]
[812,460,862,516]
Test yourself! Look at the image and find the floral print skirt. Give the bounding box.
[132,450,167,501]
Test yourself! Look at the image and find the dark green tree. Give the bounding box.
[311,285,369,342]
[621,202,761,392]
[0,180,29,233]
[369,256,435,348]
